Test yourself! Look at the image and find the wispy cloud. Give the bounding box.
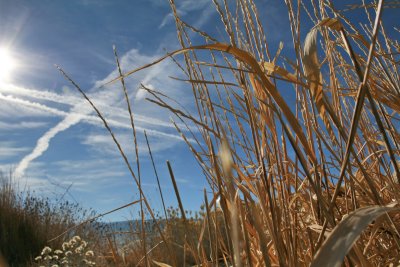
[10,44,196,178]
[0,121,47,130]
[0,92,69,118]
[0,84,182,130]
[0,142,30,158]
[0,88,193,140]
[50,159,127,191]
[81,129,187,158]
[158,0,214,29]
[13,158,128,195]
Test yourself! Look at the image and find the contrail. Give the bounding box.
[1,93,193,142]
[15,113,83,177]
[0,92,68,117]
[10,47,197,177]
[10,93,195,177]
[1,83,184,129]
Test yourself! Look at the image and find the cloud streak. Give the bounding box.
[1,90,193,141]
[15,112,83,177]
[0,142,30,158]
[0,121,47,130]
[8,46,196,177]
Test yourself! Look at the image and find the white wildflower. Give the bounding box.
[54,249,63,254]
[44,255,52,261]
[75,246,83,254]
[85,250,94,257]
[34,256,42,261]
[62,242,69,251]
[68,240,76,247]
[65,251,72,256]
[41,246,52,255]
[83,259,96,266]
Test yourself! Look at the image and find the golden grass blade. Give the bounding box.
[219,138,242,267]
[249,202,272,267]
[152,260,173,267]
[311,203,399,267]
[302,27,337,145]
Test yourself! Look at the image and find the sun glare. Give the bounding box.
[0,47,16,83]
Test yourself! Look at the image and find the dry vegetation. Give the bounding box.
[0,173,107,267]
[3,0,400,266]
[91,0,400,265]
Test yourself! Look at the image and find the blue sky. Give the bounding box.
[1,0,398,222]
[0,0,229,221]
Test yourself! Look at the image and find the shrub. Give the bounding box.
[0,172,103,267]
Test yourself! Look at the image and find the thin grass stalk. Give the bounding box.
[113,45,149,267]
[166,160,200,265]
[208,136,235,260]
[219,138,242,267]
[237,197,253,267]
[166,161,187,226]
[203,189,215,264]
[144,130,168,221]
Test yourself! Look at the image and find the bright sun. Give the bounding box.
[0,47,16,83]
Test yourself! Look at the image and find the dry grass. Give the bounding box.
[58,0,400,266]
[0,173,106,267]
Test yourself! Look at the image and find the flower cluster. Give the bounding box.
[35,236,96,267]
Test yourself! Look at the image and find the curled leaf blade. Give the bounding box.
[303,27,337,145]
[311,203,399,267]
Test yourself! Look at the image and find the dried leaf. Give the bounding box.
[262,62,299,84]
[311,202,399,267]
[317,18,343,31]
[303,28,319,78]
